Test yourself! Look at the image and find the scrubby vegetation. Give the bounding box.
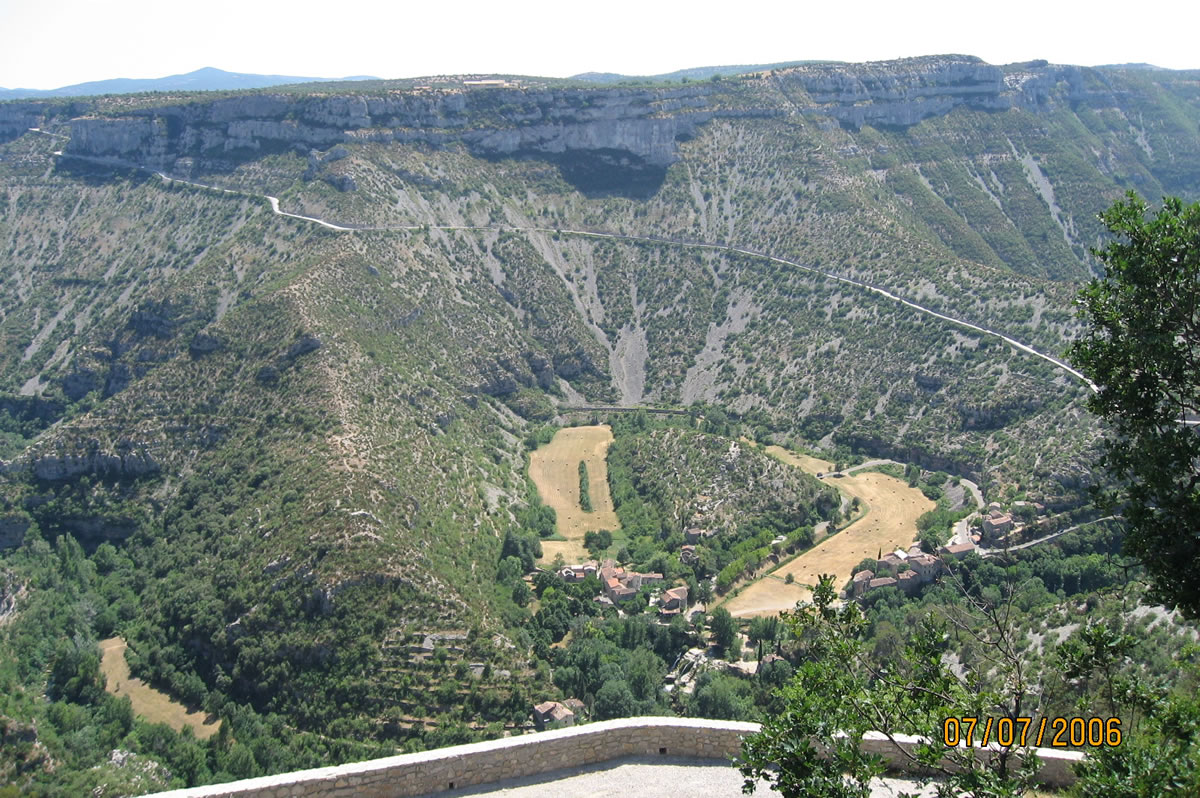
[2,57,1199,794]
[603,415,838,591]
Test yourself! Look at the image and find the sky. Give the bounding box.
[2,0,1198,90]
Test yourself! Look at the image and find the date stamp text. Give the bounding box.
[941,716,1122,748]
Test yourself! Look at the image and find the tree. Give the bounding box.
[501,529,542,573]
[48,638,105,705]
[748,615,780,646]
[510,580,532,607]
[1069,192,1200,617]
[709,607,738,654]
[738,573,1044,797]
[594,678,636,720]
[690,671,755,720]
[578,461,593,512]
[584,529,612,556]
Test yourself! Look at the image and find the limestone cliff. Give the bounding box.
[23,440,160,481]
[22,56,1137,180]
[0,102,47,141]
[776,56,1113,129]
[62,85,723,185]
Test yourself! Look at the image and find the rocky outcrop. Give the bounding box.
[776,56,1114,129]
[552,349,599,379]
[46,57,1124,185]
[0,395,65,425]
[104,362,132,397]
[256,365,280,385]
[61,516,138,541]
[128,303,177,338]
[525,352,555,390]
[474,350,579,396]
[913,374,944,392]
[62,85,720,183]
[31,443,159,481]
[61,369,100,401]
[188,332,222,356]
[0,102,50,141]
[14,56,1139,177]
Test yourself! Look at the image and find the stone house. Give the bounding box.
[896,569,921,594]
[852,570,875,597]
[908,553,941,581]
[659,586,689,616]
[599,560,663,602]
[532,701,575,731]
[939,541,977,560]
[982,511,1014,539]
[558,561,599,583]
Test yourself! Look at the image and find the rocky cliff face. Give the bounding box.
[777,56,1111,129]
[40,56,1130,181]
[24,440,159,481]
[0,103,47,141]
[0,99,90,142]
[62,86,722,187]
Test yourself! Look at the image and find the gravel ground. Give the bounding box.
[417,756,938,797]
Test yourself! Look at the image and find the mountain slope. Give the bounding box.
[1,54,1199,789]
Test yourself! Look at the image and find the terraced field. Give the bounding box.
[528,425,621,563]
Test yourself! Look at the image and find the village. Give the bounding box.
[521,424,1089,735]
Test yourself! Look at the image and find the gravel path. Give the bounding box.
[418,756,936,797]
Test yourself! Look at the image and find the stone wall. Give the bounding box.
[147,717,1082,798]
[861,730,1082,788]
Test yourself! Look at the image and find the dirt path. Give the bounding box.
[528,425,620,563]
[99,637,221,739]
[721,446,933,618]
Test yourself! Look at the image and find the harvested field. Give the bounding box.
[529,425,620,563]
[99,637,221,739]
[722,446,933,618]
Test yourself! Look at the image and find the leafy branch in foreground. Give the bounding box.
[738,571,1044,797]
[1069,193,1200,618]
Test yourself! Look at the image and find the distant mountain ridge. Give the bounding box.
[570,60,829,83]
[568,59,1191,84]
[0,66,380,100]
[5,60,1189,102]
[4,53,1200,789]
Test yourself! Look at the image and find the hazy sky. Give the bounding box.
[2,0,1197,89]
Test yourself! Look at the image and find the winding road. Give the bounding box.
[57,147,1098,393]
[978,515,1119,556]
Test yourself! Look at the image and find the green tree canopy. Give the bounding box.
[1069,192,1200,617]
[709,606,738,654]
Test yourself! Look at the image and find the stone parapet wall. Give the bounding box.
[149,717,1082,798]
[861,730,1083,788]
[150,717,757,798]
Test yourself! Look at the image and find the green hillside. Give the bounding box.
[2,55,1199,793]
